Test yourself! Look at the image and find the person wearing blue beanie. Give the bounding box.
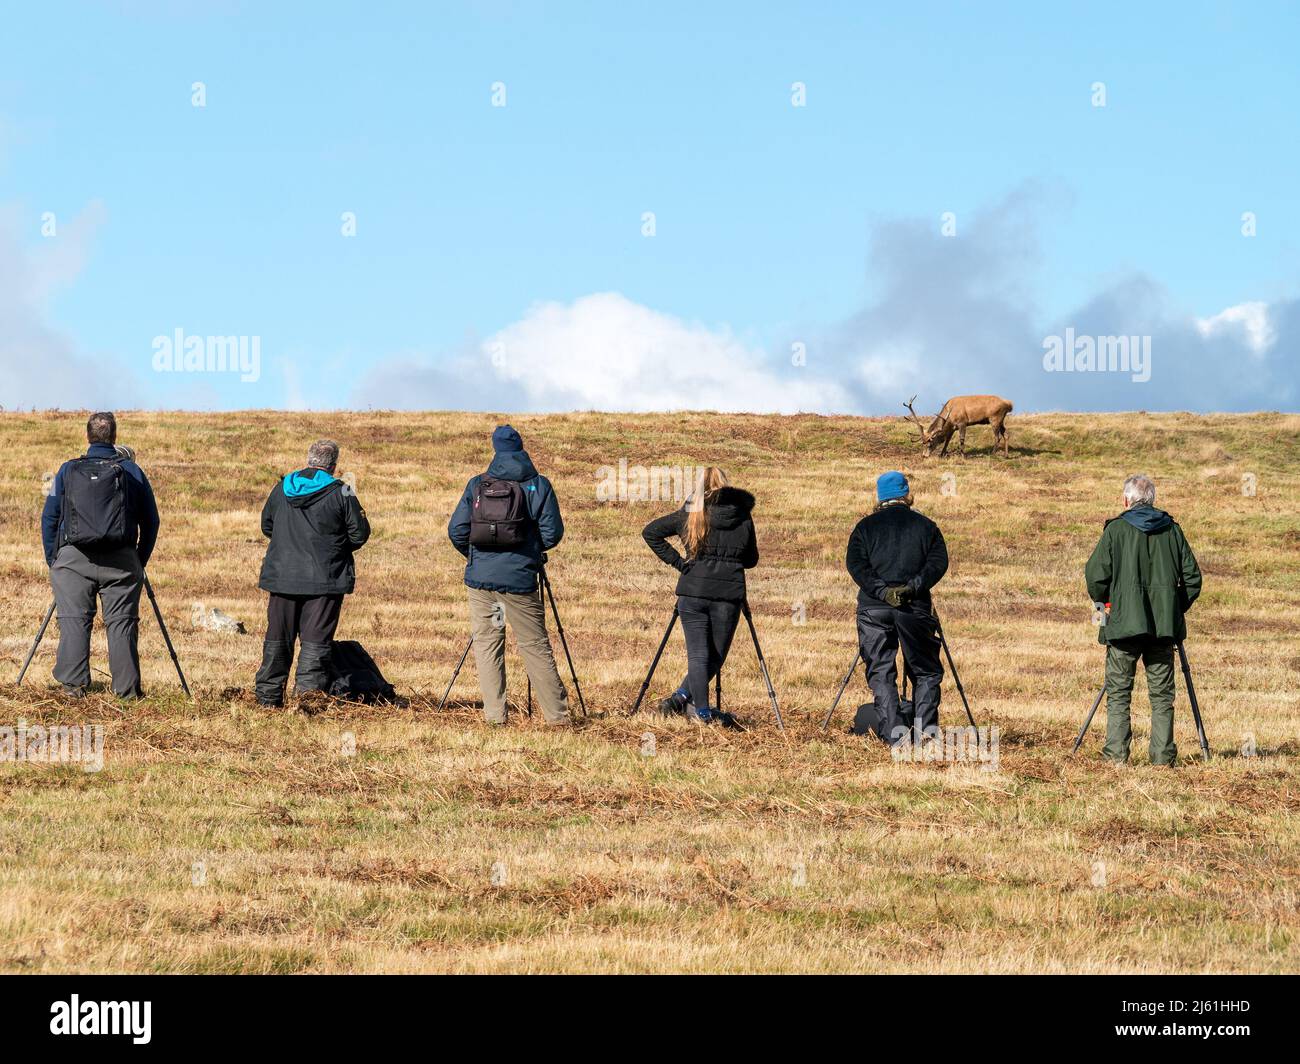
[844,471,950,745]
[876,471,910,503]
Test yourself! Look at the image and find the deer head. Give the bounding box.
[903,396,952,456]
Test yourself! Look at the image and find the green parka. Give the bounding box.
[1085,505,1202,643]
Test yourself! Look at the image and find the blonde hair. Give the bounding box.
[683,467,729,557]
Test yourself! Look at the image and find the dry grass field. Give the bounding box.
[0,409,1296,973]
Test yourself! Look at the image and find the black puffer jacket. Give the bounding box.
[642,487,758,602]
[846,501,948,611]
[259,469,371,596]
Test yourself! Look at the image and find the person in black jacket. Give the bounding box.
[254,439,370,706]
[642,468,757,722]
[845,471,949,743]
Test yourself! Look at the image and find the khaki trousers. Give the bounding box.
[466,586,570,725]
[1104,636,1177,765]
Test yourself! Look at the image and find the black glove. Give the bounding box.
[883,585,913,608]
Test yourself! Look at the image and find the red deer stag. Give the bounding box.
[903,395,1013,458]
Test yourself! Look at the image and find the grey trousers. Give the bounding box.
[49,544,144,697]
[466,585,570,724]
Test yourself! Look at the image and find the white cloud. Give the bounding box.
[1194,301,1276,354]
[0,200,141,410]
[479,292,850,414]
[25,199,108,303]
[819,187,1297,413]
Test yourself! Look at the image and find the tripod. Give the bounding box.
[1070,641,1210,760]
[437,565,587,717]
[628,600,784,731]
[16,574,192,699]
[821,607,976,731]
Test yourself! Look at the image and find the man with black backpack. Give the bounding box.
[447,425,570,726]
[40,412,160,698]
[255,439,371,707]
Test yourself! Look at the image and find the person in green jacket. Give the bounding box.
[1085,474,1202,765]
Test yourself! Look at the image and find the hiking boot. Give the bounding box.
[60,684,87,700]
[652,690,690,717]
[686,704,716,724]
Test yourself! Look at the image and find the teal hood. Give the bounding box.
[284,467,339,503]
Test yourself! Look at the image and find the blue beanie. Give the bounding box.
[877,471,910,502]
[492,424,523,452]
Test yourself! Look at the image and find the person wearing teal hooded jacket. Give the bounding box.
[255,439,370,706]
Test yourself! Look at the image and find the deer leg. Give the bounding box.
[959,425,967,457]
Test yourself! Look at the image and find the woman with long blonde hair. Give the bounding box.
[641,466,758,722]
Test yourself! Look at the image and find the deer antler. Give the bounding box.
[902,395,927,440]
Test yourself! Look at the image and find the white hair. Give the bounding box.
[1122,473,1156,507]
[307,439,339,471]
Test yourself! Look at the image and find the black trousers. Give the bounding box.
[857,605,943,742]
[266,593,343,645]
[677,596,741,711]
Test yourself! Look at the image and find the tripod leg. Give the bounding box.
[742,603,784,732]
[1177,641,1211,761]
[526,676,533,718]
[438,636,473,712]
[1071,685,1106,754]
[821,647,861,731]
[16,601,56,685]
[715,668,721,713]
[934,613,976,729]
[629,608,679,716]
[144,576,192,700]
[540,568,587,717]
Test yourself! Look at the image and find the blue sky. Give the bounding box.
[1,0,1296,412]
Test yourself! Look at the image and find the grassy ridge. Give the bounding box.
[0,410,1297,973]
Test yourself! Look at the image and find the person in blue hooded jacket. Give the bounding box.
[255,439,370,706]
[447,425,570,725]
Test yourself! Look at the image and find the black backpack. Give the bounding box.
[328,641,400,705]
[61,456,131,550]
[851,699,915,741]
[468,476,531,549]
